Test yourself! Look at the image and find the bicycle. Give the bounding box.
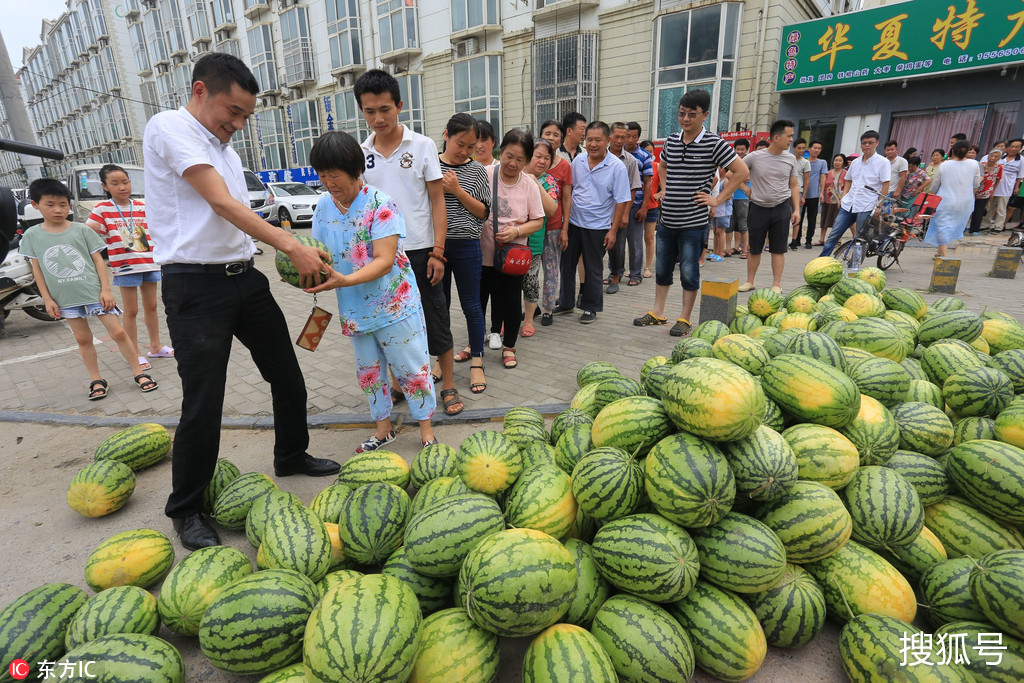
[832,191,934,271]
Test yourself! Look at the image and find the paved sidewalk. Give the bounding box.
[1,228,1020,425]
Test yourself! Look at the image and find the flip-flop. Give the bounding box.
[137,356,152,372]
[521,326,535,338]
[642,268,653,278]
[502,349,518,369]
[147,346,174,358]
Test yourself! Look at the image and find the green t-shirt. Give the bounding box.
[19,222,106,307]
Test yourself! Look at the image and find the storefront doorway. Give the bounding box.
[797,118,838,157]
[890,102,1020,158]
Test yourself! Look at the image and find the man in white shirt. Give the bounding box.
[605,122,644,293]
[787,138,810,249]
[143,53,339,551]
[557,112,586,163]
[990,138,1024,231]
[820,130,891,256]
[885,140,909,203]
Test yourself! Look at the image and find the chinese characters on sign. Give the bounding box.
[900,631,1006,668]
[778,0,1024,91]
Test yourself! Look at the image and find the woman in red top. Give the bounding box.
[538,120,573,326]
[640,140,660,278]
[970,149,1004,234]
[86,164,172,370]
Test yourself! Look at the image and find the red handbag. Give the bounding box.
[491,166,532,276]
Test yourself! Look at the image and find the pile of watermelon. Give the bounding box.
[5,254,1024,680]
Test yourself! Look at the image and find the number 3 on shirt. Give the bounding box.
[366,154,375,169]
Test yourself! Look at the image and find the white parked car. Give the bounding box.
[244,170,271,219]
[266,182,320,227]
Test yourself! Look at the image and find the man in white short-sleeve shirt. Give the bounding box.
[143,53,340,551]
[355,69,460,415]
[820,130,891,256]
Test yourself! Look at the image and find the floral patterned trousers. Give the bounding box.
[541,230,561,312]
[349,309,435,422]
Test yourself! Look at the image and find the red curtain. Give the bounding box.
[890,107,985,158]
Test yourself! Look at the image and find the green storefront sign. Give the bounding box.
[777,0,1024,91]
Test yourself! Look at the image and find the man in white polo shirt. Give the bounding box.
[820,130,891,256]
[354,70,460,418]
[143,53,340,551]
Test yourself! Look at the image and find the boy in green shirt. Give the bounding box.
[19,178,158,400]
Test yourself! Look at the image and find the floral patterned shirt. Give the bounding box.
[312,185,420,336]
[975,163,1003,199]
[900,168,930,201]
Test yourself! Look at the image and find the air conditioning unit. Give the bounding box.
[455,38,480,58]
[141,0,156,8]
[215,29,232,42]
[260,94,278,107]
[279,0,297,8]
[171,53,186,65]
[289,87,303,100]
[193,40,210,53]
[155,62,169,74]
[336,73,352,88]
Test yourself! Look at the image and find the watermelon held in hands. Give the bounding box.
[275,235,332,288]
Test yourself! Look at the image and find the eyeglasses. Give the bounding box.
[678,109,704,120]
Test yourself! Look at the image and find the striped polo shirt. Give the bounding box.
[660,127,737,230]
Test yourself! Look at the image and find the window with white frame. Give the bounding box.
[186,0,211,42]
[532,32,598,130]
[377,0,418,54]
[211,0,234,28]
[289,99,320,167]
[67,11,86,56]
[93,4,108,37]
[653,2,740,139]
[232,125,260,171]
[173,63,192,106]
[144,9,169,64]
[248,24,278,93]
[281,7,315,85]
[451,0,498,32]
[140,81,160,119]
[327,0,362,70]
[79,0,97,46]
[101,47,120,89]
[162,0,188,55]
[257,108,289,170]
[453,55,501,134]
[215,38,241,58]
[157,74,176,110]
[331,90,369,140]
[395,74,425,135]
[130,23,151,74]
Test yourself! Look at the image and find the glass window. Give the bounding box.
[289,99,321,167]
[211,0,234,27]
[395,74,425,135]
[257,108,289,170]
[327,0,362,69]
[451,0,498,32]
[216,38,241,58]
[162,0,188,54]
[377,0,418,53]
[453,56,501,134]
[688,6,720,64]
[532,33,598,130]
[140,81,160,120]
[232,126,260,171]
[332,90,370,139]
[79,0,97,46]
[93,5,107,37]
[659,13,688,69]
[247,24,278,92]
[144,8,169,63]
[186,0,211,42]
[281,8,315,85]
[130,23,151,73]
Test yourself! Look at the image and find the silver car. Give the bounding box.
[266,182,320,227]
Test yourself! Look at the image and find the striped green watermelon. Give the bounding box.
[65,585,158,651]
[847,356,911,407]
[644,432,736,527]
[212,472,277,531]
[336,483,410,566]
[157,545,252,636]
[410,443,459,489]
[919,310,984,345]
[881,525,947,580]
[690,512,787,593]
[550,408,594,445]
[713,333,770,376]
[258,664,305,683]
[571,447,643,522]
[304,574,422,682]
[783,330,847,371]
[505,405,545,429]
[995,402,1024,449]
[94,423,172,471]
[746,287,785,319]
[200,569,318,674]
[316,569,363,598]
[245,489,302,548]
[756,480,852,563]
[457,430,523,494]
[881,287,927,319]
[591,395,674,457]
[762,396,786,431]
[570,381,602,417]
[307,483,353,524]
[762,354,860,428]
[504,421,549,449]
[786,292,817,315]
[929,296,965,312]
[519,440,559,471]
[522,624,617,683]
[840,394,900,465]
[970,549,1024,639]
[972,334,991,354]
[836,316,909,362]
[380,546,453,616]
[883,449,950,506]
[946,439,1024,525]
[666,580,767,682]
[721,425,798,502]
[988,348,1024,393]
[844,292,886,318]
[59,633,184,683]
[892,401,954,456]
[67,460,135,518]
[778,311,816,332]
[935,620,1024,682]
[260,502,333,581]
[743,563,826,649]
[789,284,825,306]
[661,357,766,441]
[643,364,673,400]
[905,378,944,408]
[884,310,921,342]
[590,594,695,683]
[924,496,1024,558]
[901,355,928,380]
[592,376,644,413]
[842,345,876,366]
[953,416,997,445]
[457,528,576,636]
[761,328,803,357]
[851,265,886,291]
[804,539,917,623]
[334,450,410,489]
[562,539,611,627]
[920,557,989,627]
[591,513,699,603]
[829,275,877,304]
[84,529,173,592]
[275,235,332,287]
[731,313,764,335]
[409,476,473,517]
[943,367,1014,417]
[0,583,87,683]
[576,360,622,387]
[782,423,860,489]
[982,317,1024,354]
[504,464,577,538]
[842,466,924,550]
[671,337,715,364]
[923,341,985,385]
[640,355,669,383]
[839,613,971,681]
[408,608,500,682]
[554,423,594,474]
[202,458,240,514]
[322,522,347,572]
[804,256,844,288]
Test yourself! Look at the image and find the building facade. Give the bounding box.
[6,0,840,180]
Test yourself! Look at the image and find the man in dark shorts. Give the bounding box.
[739,119,800,293]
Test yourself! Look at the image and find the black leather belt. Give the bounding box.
[162,259,255,276]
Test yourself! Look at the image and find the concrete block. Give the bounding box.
[700,277,739,325]
[991,247,1022,279]
[930,257,961,294]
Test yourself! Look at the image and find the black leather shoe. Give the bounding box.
[274,453,341,477]
[172,513,221,551]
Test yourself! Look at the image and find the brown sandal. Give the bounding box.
[454,347,472,362]
[440,388,464,416]
[502,348,518,369]
[470,363,486,394]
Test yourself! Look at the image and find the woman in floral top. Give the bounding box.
[307,131,437,451]
[522,138,559,337]
[899,155,930,213]
[970,149,1004,234]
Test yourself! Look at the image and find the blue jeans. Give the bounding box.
[655,224,708,291]
[820,209,872,257]
[442,237,485,358]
